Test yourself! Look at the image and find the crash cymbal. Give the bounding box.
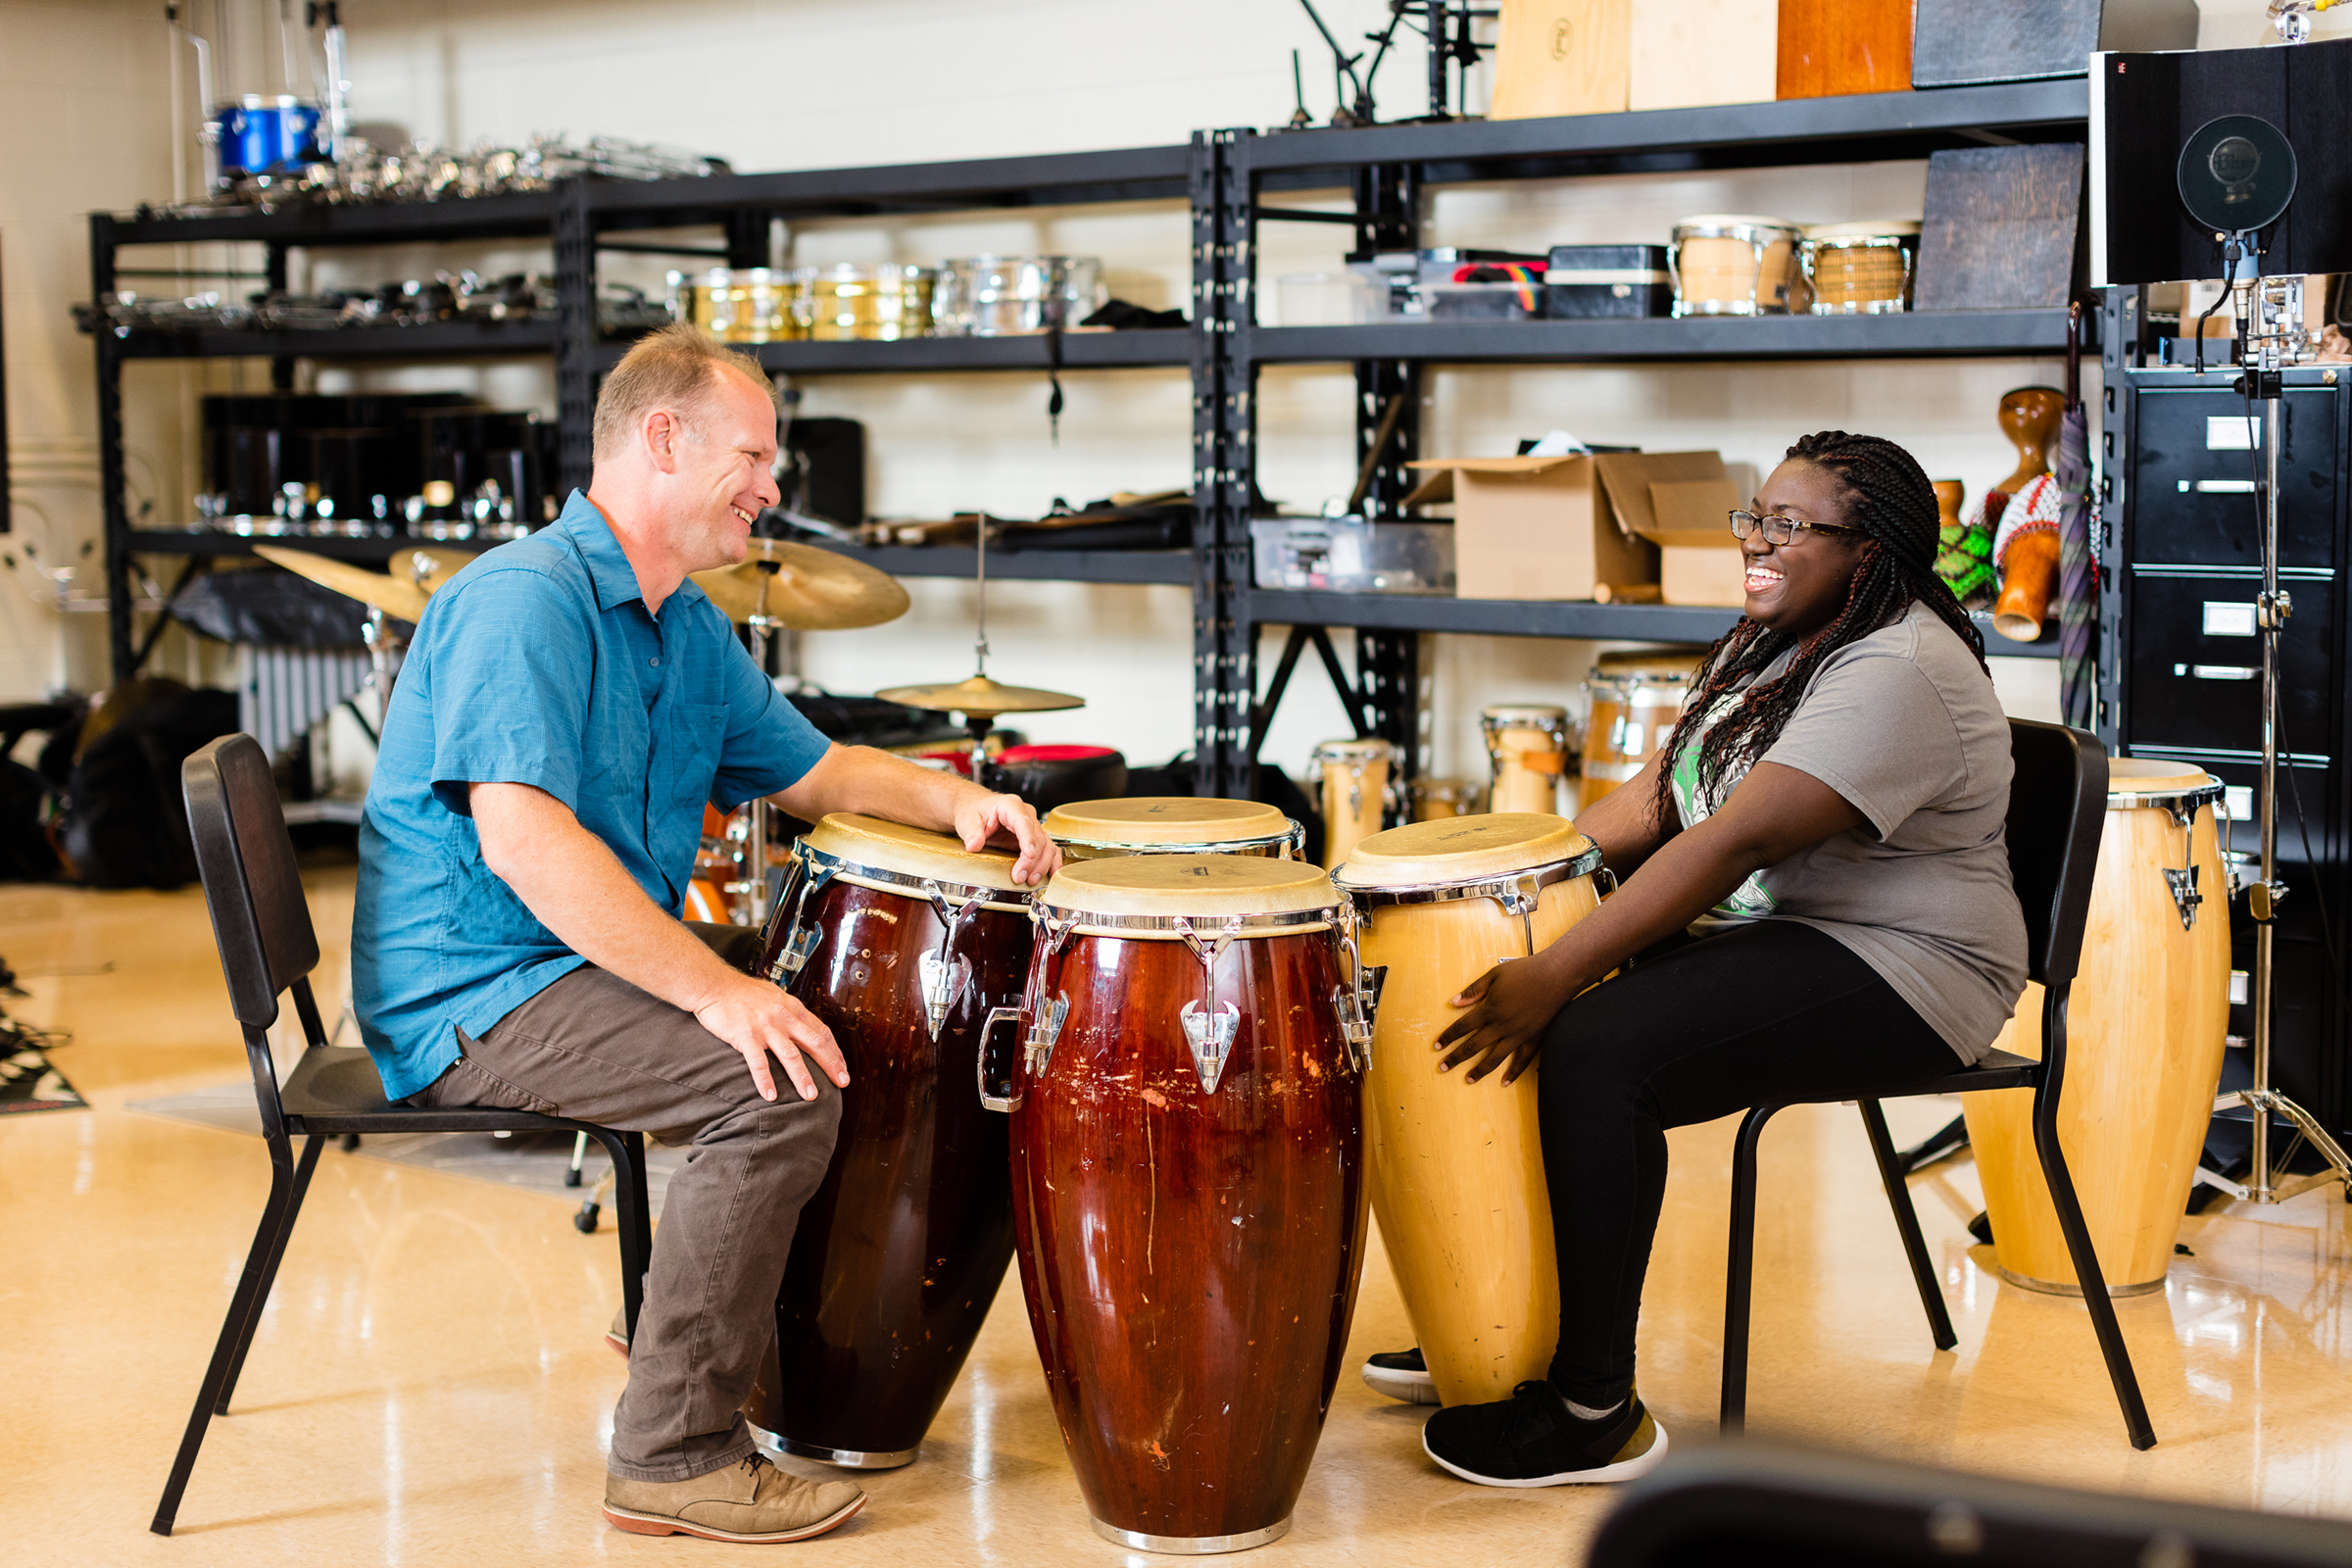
[255,545,433,623]
[690,539,909,630]
[874,673,1084,716]
[404,546,479,593]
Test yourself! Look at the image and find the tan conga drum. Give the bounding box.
[1482,705,1571,815]
[1336,813,1605,1407]
[1314,737,1394,870]
[1964,760,2230,1296]
[1578,650,1706,810]
[1043,796,1303,859]
[1412,777,1478,821]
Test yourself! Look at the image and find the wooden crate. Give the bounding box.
[1629,0,1779,111]
[1775,0,1913,99]
[1491,0,1632,120]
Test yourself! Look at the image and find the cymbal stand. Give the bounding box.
[359,606,404,714]
[964,515,996,781]
[732,561,783,928]
[2196,269,2352,1206]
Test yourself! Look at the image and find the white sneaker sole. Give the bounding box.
[1422,1417,1670,1488]
[1362,1362,1441,1404]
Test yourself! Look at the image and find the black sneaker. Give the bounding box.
[1362,1347,1439,1404]
[1422,1381,1668,1488]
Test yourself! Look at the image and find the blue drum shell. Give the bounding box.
[217,100,322,175]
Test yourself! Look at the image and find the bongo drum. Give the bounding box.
[1042,796,1304,859]
[1798,220,1919,315]
[1669,216,1803,317]
[1314,737,1394,870]
[1482,705,1572,815]
[1336,814,1604,1407]
[1963,760,2230,1295]
[986,856,1370,1552]
[1411,777,1478,821]
[746,814,1036,1465]
[1578,651,1705,810]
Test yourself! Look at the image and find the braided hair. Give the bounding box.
[1646,431,1988,827]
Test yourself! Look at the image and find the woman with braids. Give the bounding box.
[1404,430,2028,1487]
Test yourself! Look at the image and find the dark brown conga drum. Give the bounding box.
[747,813,1036,1468]
[984,855,1372,1551]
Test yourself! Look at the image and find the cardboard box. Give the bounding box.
[1593,453,1747,606]
[1405,455,1655,602]
[1491,0,1631,121]
[1628,0,1778,111]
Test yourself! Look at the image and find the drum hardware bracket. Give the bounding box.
[764,857,839,982]
[2162,865,2203,931]
[979,1004,1028,1112]
[916,883,982,1040]
[1173,914,1246,974]
[1332,977,1380,1073]
[1181,1000,1243,1094]
[1026,992,1069,1077]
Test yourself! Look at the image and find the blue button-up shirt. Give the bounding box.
[352,492,831,1101]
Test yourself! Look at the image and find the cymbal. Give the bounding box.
[875,673,1085,716]
[403,546,478,593]
[690,539,910,630]
[255,545,432,623]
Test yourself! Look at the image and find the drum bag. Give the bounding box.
[173,567,384,649]
[56,685,240,889]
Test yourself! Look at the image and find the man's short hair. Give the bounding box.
[591,322,778,463]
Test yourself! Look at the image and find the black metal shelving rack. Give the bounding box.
[93,81,2088,766]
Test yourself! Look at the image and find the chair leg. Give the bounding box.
[591,1129,654,1345]
[565,1130,590,1188]
[152,1132,320,1537]
[1858,1101,1958,1352]
[214,1133,326,1413]
[1720,1103,1782,1437]
[2034,1085,2157,1450]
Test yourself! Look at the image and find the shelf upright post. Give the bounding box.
[266,242,294,391]
[1192,129,1257,798]
[554,177,598,498]
[92,211,139,684]
[1351,161,1423,811]
[2093,286,2134,753]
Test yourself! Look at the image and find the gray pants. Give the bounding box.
[412,924,840,1484]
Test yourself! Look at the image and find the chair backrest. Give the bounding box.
[182,733,320,1027]
[2002,718,2107,989]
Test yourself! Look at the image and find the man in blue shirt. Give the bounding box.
[353,324,1057,1544]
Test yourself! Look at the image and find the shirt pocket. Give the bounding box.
[654,701,730,904]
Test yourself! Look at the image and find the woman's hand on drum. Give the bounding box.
[1436,959,1565,1086]
[694,972,851,1102]
[955,792,1062,887]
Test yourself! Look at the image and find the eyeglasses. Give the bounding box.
[1727,510,1867,546]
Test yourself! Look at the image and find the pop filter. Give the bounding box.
[2176,114,2298,238]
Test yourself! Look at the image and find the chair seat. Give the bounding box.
[1901,1046,2040,1098]
[280,1046,596,1136]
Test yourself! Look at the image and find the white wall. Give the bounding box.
[8,0,2334,778]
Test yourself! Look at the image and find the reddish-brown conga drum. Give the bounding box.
[747,813,1036,1467]
[986,855,1372,1552]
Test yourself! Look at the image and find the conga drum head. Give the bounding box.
[1313,737,1394,765]
[1338,812,1592,891]
[1481,704,1568,729]
[1043,796,1299,856]
[1592,649,1708,683]
[800,811,1029,896]
[1040,853,1339,927]
[2106,758,2224,804]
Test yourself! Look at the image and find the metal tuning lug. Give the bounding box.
[978,1004,1025,1112]
[1332,976,1380,1073]
[918,951,971,1041]
[2162,864,2203,931]
[1181,1000,1242,1095]
[771,919,822,980]
[1025,992,1069,1078]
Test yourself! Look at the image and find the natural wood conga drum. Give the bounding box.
[1578,651,1704,811]
[1042,795,1303,859]
[746,814,1036,1465]
[1483,704,1571,815]
[1963,760,2230,1295]
[1336,813,1603,1406]
[1314,737,1394,870]
[990,856,1370,1552]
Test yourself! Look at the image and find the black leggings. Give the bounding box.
[1537,919,1959,1408]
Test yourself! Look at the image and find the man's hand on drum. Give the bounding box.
[693,971,850,1103]
[1436,959,1567,1086]
[955,791,1061,887]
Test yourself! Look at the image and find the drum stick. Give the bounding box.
[1347,394,1409,515]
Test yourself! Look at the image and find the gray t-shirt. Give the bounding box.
[1669,602,2028,1063]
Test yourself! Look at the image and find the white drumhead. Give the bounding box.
[1044,796,1289,846]
[1802,220,1922,241]
[1338,812,1591,888]
[1043,854,1339,920]
[801,813,1027,892]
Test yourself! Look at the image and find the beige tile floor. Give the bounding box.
[5,865,2352,1566]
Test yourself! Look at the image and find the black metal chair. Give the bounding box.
[153,733,656,1537]
[1718,718,2157,1451]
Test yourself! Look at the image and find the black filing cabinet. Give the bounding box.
[2098,346,2352,1152]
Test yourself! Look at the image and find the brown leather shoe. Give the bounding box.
[604,1454,865,1544]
